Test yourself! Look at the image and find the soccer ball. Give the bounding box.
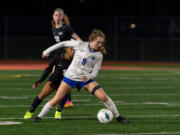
[97,109,113,124]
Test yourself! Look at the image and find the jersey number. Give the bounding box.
[54,36,60,42]
[81,58,87,65]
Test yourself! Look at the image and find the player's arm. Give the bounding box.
[52,65,55,73]
[32,56,56,88]
[66,25,82,41]
[72,33,82,41]
[42,40,79,57]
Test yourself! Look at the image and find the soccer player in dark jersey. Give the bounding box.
[24,8,81,119]
[51,8,81,43]
[24,47,75,119]
[51,8,106,63]
[50,8,81,109]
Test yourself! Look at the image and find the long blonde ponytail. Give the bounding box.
[63,13,70,26]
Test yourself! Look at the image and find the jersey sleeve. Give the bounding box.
[66,26,74,36]
[88,54,103,80]
[43,40,80,56]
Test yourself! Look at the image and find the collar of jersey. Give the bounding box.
[56,23,64,29]
[88,43,98,53]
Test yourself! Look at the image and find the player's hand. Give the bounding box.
[82,76,88,82]
[99,46,107,55]
[32,82,41,88]
[42,53,47,58]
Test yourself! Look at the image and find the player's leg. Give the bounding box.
[55,94,68,119]
[63,84,81,108]
[48,71,67,118]
[64,92,74,108]
[34,81,72,122]
[24,81,56,119]
[84,81,130,123]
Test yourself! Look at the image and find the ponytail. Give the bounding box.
[63,14,70,26]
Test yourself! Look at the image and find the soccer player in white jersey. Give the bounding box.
[34,29,130,123]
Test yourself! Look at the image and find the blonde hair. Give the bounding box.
[51,8,70,27]
[89,29,107,55]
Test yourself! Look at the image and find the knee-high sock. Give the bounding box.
[66,92,71,101]
[29,96,42,113]
[57,94,68,112]
[104,97,119,118]
[38,102,53,118]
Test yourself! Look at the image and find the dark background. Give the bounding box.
[1,0,180,61]
[0,0,180,16]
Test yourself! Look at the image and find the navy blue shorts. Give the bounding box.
[63,76,94,88]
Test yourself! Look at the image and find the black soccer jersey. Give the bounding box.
[52,24,74,43]
[35,51,72,84]
[53,53,72,72]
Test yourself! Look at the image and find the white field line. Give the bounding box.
[0,116,95,120]
[93,132,180,135]
[1,81,180,86]
[1,86,180,91]
[0,74,40,77]
[0,96,29,99]
[1,102,180,107]
[1,81,178,85]
[0,82,32,85]
[105,76,180,80]
[0,121,23,125]
[100,81,177,84]
[0,114,180,121]
[0,96,90,101]
[1,74,156,79]
[1,93,180,101]
[1,93,180,98]
[0,88,34,91]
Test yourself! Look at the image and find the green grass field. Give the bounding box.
[0,69,180,135]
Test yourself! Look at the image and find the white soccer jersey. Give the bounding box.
[43,40,103,81]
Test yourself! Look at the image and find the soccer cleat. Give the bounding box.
[116,116,131,123]
[24,111,33,119]
[54,111,62,119]
[34,116,41,122]
[64,101,74,108]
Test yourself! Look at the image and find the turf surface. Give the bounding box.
[0,69,180,135]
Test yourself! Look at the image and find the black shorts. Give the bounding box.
[48,70,64,88]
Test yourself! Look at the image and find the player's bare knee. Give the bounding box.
[38,93,44,100]
[38,91,48,99]
[91,85,101,95]
[48,81,57,89]
[52,96,61,106]
[91,85,108,102]
[100,94,108,102]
